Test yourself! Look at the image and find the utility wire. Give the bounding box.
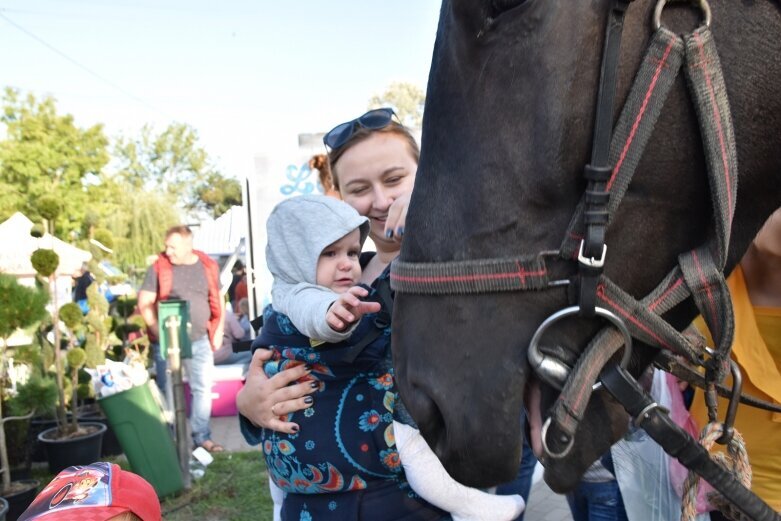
[0,10,166,117]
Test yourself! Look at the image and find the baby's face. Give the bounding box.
[316,229,362,293]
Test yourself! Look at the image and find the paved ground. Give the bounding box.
[211,415,573,520]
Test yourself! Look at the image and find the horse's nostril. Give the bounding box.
[406,388,447,457]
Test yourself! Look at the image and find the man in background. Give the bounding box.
[138,225,225,453]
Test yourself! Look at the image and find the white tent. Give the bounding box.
[0,212,91,277]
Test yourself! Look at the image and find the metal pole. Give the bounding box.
[165,315,191,489]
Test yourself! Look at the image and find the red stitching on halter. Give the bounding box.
[597,284,672,350]
[691,249,718,329]
[389,269,547,285]
[648,277,684,312]
[694,31,733,214]
[608,38,677,191]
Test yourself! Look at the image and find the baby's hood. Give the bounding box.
[266,195,370,286]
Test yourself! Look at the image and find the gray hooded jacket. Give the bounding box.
[267,195,369,342]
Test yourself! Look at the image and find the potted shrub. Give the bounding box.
[30,200,106,473]
[0,274,48,516]
[35,298,106,473]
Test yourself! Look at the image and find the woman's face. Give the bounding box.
[335,132,417,245]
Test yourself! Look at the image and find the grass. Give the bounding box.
[31,451,275,521]
[161,451,274,520]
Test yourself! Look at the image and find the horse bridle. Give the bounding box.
[391,1,781,519]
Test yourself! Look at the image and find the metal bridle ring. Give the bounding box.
[654,0,712,31]
[541,416,575,459]
[527,306,634,391]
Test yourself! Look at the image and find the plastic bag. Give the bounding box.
[612,369,710,521]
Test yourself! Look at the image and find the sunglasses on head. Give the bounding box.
[323,108,397,150]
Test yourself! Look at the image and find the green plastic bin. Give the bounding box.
[98,381,184,497]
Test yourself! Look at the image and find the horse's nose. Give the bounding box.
[399,386,447,456]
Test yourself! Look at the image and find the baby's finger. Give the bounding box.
[347,286,369,298]
[327,313,346,331]
[332,306,355,324]
[357,301,382,315]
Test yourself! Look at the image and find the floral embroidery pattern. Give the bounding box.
[379,449,402,472]
[358,410,381,432]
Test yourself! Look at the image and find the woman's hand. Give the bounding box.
[385,192,411,243]
[237,349,318,434]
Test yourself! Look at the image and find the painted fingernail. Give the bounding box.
[309,381,319,389]
[385,229,393,238]
[304,396,314,404]
[291,425,299,432]
[397,226,404,237]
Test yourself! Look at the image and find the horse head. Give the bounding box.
[393,0,781,492]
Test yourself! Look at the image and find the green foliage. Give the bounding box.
[41,342,55,373]
[59,303,83,330]
[86,282,109,319]
[83,334,106,368]
[0,88,110,235]
[30,248,59,277]
[115,297,137,318]
[12,375,58,416]
[0,275,49,340]
[192,172,242,218]
[103,188,179,269]
[30,224,44,238]
[12,344,42,371]
[369,81,426,128]
[92,228,114,250]
[36,195,62,221]
[66,347,86,370]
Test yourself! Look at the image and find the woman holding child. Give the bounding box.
[237,110,526,520]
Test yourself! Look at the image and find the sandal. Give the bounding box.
[199,440,225,453]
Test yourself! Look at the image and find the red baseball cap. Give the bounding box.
[18,462,161,521]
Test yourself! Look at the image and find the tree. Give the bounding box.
[113,123,239,217]
[369,82,426,129]
[0,88,110,236]
[192,172,242,218]
[0,274,48,492]
[102,188,180,270]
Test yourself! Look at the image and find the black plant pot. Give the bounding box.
[29,415,72,463]
[1,479,38,521]
[37,422,106,474]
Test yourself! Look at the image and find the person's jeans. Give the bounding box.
[184,335,214,446]
[151,342,167,393]
[566,480,629,521]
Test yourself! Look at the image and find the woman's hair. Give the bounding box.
[327,122,420,190]
[309,153,336,195]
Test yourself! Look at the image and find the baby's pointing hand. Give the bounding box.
[327,286,382,332]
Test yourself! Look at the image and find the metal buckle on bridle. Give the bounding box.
[577,241,607,269]
[528,305,634,391]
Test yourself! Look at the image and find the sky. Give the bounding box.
[0,0,442,180]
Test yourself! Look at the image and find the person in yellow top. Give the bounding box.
[690,207,781,516]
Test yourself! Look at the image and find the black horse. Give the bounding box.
[392,0,781,495]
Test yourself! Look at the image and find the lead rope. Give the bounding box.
[681,422,751,521]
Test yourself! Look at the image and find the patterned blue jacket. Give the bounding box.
[243,300,404,496]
